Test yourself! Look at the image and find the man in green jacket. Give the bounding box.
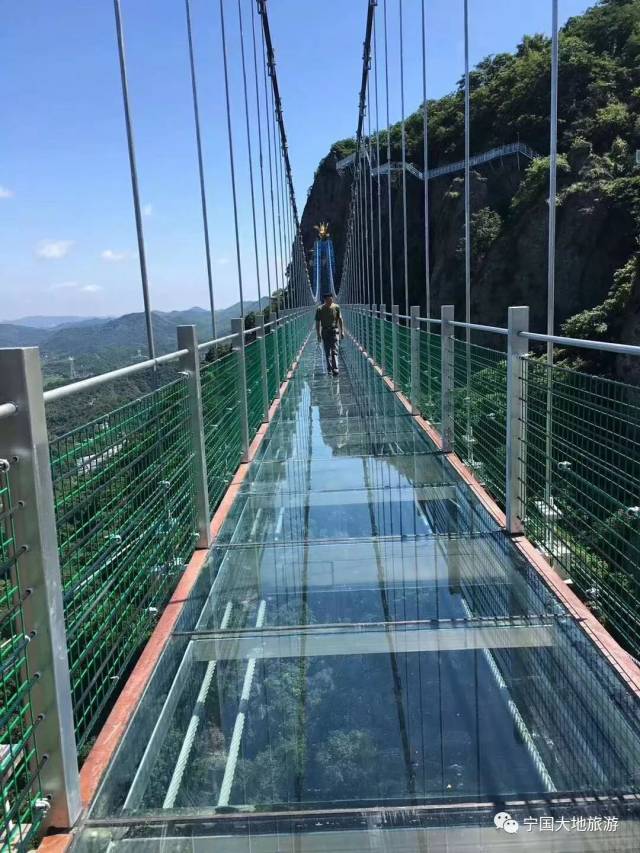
[315,294,344,376]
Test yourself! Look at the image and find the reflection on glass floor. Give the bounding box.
[75,339,640,851]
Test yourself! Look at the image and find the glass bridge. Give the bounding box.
[73,337,640,851]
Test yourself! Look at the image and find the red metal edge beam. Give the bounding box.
[352,334,640,698]
[38,336,310,851]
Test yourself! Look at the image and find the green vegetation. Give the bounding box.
[320,0,640,361]
[372,0,640,167]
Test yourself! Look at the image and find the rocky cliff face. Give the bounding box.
[301,1,640,382]
[301,144,640,382]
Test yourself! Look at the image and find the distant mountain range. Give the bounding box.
[5,315,114,330]
[0,300,268,356]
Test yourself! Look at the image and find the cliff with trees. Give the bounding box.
[301,0,640,381]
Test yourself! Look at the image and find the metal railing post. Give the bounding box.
[410,306,420,415]
[256,314,270,422]
[177,326,211,549]
[440,305,455,452]
[392,304,399,391]
[506,306,530,534]
[380,303,386,375]
[231,318,250,463]
[0,348,81,831]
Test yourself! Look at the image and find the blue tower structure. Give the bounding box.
[313,222,336,301]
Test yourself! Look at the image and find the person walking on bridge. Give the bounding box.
[316,293,344,376]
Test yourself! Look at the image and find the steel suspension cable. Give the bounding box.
[251,6,282,389]
[113,0,155,360]
[421,0,430,321]
[358,173,366,308]
[285,194,295,306]
[547,0,559,354]
[280,148,291,306]
[185,0,216,340]
[262,31,282,313]
[363,142,372,314]
[219,0,245,317]
[284,164,296,306]
[374,15,384,310]
[237,0,263,315]
[421,0,432,404]
[272,102,288,310]
[258,0,314,306]
[383,0,394,311]
[464,0,471,335]
[251,0,272,308]
[464,0,472,458]
[545,0,560,507]
[367,77,376,315]
[337,0,375,302]
[398,0,409,317]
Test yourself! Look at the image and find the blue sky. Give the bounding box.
[1,0,593,321]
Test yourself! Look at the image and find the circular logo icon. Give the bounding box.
[494,812,519,834]
[494,812,511,829]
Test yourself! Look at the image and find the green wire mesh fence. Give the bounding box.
[245,338,265,439]
[1,466,45,851]
[383,318,394,374]
[418,328,442,427]
[452,337,508,507]
[396,324,412,398]
[348,307,640,660]
[201,350,244,513]
[265,330,279,402]
[374,316,383,366]
[50,378,197,749]
[521,358,640,657]
[277,325,288,384]
[0,309,311,848]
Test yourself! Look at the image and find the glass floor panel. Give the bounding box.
[257,431,437,462]
[271,411,417,438]
[272,398,414,423]
[242,452,455,494]
[214,483,499,545]
[76,337,640,850]
[195,533,554,630]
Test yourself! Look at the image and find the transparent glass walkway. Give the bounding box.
[76,338,640,851]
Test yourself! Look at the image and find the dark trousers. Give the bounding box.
[321,329,339,373]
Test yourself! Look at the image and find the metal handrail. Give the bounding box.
[197,332,236,352]
[16,308,315,405]
[43,349,190,404]
[350,305,640,356]
[522,331,640,357]
[451,320,508,336]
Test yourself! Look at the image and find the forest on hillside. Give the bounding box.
[302,0,640,381]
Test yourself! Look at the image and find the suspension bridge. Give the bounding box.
[2,1,640,851]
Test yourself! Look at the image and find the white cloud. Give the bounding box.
[215,257,230,266]
[50,281,79,290]
[36,239,74,260]
[49,281,102,294]
[142,203,153,217]
[101,249,129,262]
[0,186,14,199]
